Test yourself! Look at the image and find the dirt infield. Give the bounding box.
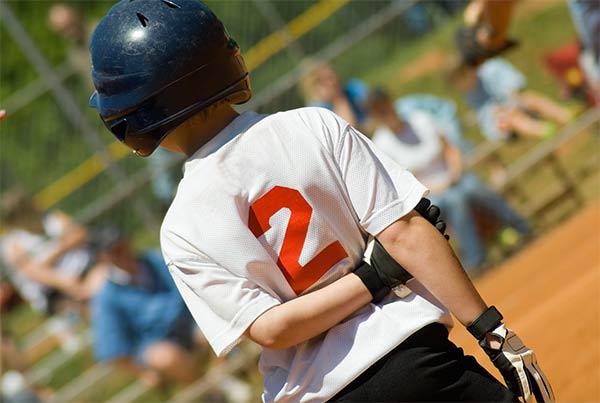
[449,198,600,402]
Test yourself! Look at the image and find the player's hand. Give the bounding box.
[468,307,555,403]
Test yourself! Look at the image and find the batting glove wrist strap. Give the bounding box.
[353,262,389,303]
[467,305,504,340]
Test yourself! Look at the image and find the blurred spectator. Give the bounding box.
[393,94,513,187]
[300,61,369,128]
[544,41,597,106]
[367,88,531,273]
[450,57,574,141]
[568,0,600,98]
[48,4,85,44]
[0,189,96,312]
[47,3,93,90]
[1,112,100,313]
[457,0,518,65]
[1,331,48,403]
[395,94,474,153]
[90,230,202,388]
[404,0,465,36]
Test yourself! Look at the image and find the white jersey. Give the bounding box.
[160,107,453,403]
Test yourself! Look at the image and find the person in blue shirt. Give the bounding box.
[395,94,474,154]
[90,231,201,387]
[451,57,573,141]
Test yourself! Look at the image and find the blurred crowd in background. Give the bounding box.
[0,0,598,402]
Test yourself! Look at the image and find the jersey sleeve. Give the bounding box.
[164,252,281,357]
[334,123,428,236]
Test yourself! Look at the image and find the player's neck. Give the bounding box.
[162,103,240,157]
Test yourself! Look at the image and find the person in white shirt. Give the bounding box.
[367,88,531,273]
[1,189,94,312]
[87,1,554,402]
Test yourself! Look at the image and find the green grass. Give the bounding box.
[1,303,45,339]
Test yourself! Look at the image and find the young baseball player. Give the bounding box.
[88,1,554,402]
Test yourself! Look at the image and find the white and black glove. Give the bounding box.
[467,306,555,403]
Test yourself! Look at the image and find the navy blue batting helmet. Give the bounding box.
[88,0,252,156]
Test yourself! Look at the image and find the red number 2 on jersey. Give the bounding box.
[248,186,348,295]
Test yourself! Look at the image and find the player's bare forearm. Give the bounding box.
[246,272,372,349]
[377,210,487,326]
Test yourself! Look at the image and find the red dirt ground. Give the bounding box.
[449,198,600,402]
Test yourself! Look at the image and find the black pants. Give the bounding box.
[329,323,518,402]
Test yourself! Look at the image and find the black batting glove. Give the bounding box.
[413,197,449,240]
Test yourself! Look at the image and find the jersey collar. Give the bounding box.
[188,111,266,161]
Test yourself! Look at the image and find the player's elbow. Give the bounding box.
[248,334,291,350]
[246,309,295,350]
